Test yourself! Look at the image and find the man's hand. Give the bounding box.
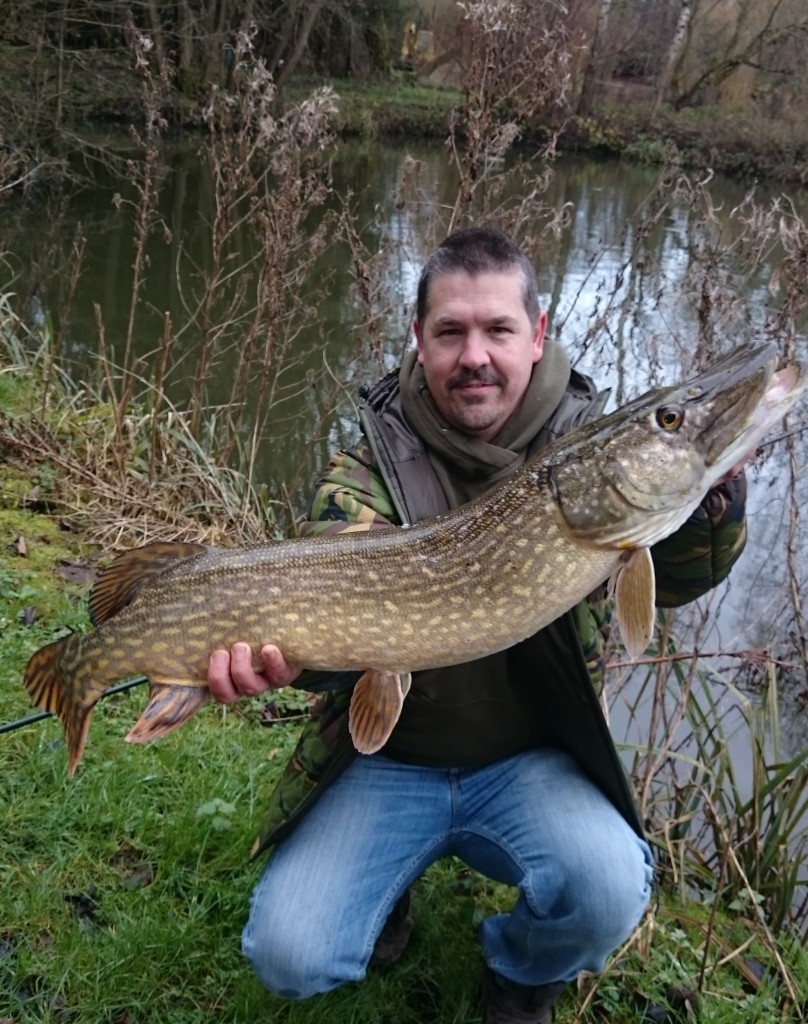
[208,643,302,704]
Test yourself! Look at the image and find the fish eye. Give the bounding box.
[656,405,684,430]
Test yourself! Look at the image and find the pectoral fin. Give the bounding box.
[348,669,412,755]
[125,681,209,744]
[610,547,656,658]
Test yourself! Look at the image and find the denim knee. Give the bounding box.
[241,905,324,998]
[536,833,653,950]
[242,899,367,999]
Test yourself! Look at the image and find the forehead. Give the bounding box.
[424,269,526,321]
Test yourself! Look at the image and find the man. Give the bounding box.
[208,228,747,1023]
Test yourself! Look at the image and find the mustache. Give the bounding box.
[447,368,504,390]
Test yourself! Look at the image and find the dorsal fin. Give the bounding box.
[89,541,209,626]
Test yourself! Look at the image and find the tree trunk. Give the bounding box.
[578,0,613,114]
[275,0,325,92]
[653,0,694,115]
[145,0,169,80]
[176,0,197,92]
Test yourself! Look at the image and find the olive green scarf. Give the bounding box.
[398,339,571,507]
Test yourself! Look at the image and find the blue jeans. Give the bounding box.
[242,747,653,998]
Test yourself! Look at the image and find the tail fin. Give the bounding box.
[24,638,95,777]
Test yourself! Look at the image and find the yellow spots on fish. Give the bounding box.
[515,537,530,548]
[363,623,386,635]
[185,622,214,638]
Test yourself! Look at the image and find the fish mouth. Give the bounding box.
[697,345,806,472]
[733,360,804,448]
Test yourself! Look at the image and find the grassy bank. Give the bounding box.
[306,77,808,187]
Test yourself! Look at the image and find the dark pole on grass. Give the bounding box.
[0,677,147,735]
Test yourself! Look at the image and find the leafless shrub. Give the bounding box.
[446,0,573,232]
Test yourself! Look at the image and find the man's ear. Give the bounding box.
[413,318,425,365]
[533,310,548,363]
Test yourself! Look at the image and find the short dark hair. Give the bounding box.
[416,227,540,325]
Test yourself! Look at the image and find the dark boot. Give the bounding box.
[370,888,414,968]
[483,967,567,1024]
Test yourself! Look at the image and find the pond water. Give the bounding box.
[3,136,807,769]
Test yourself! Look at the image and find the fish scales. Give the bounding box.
[23,342,808,773]
[88,486,613,676]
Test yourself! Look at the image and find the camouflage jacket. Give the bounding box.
[250,367,747,859]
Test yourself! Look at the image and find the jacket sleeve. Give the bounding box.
[652,472,747,608]
[299,441,400,537]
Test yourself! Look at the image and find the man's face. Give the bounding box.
[414,269,547,442]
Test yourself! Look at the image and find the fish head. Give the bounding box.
[550,343,807,550]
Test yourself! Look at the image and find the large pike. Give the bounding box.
[25,343,806,774]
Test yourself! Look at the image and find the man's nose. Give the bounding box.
[458,331,490,368]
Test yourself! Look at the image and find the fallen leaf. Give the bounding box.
[0,933,15,962]
[56,560,97,586]
[260,701,282,724]
[122,864,155,890]
[21,487,56,513]
[11,534,28,556]
[65,887,103,925]
[33,931,54,952]
[22,485,41,507]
